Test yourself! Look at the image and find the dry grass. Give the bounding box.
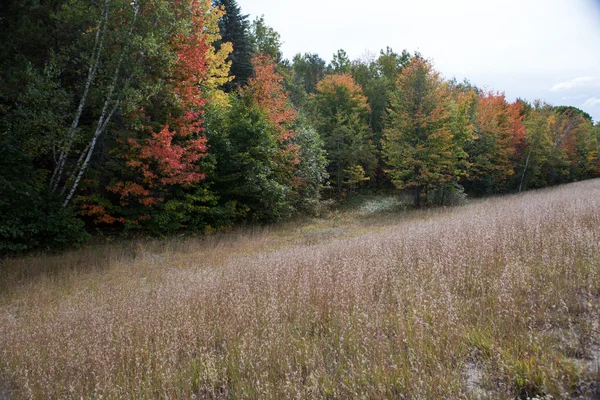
[1,180,599,399]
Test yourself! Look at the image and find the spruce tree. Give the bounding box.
[213,0,253,91]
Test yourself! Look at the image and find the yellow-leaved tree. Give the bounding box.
[198,0,233,107]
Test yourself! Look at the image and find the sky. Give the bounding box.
[237,0,600,122]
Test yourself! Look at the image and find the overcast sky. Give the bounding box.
[237,0,600,122]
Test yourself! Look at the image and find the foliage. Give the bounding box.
[213,0,253,91]
[288,120,329,215]
[516,102,598,191]
[383,57,471,207]
[205,95,293,222]
[1,0,599,253]
[78,0,226,234]
[249,15,282,61]
[350,48,411,189]
[310,74,376,195]
[245,55,328,214]
[330,49,352,74]
[0,134,89,254]
[292,53,327,95]
[464,91,526,195]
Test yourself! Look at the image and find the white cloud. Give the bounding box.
[551,76,599,91]
[561,95,586,100]
[583,97,600,107]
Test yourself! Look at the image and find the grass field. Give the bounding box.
[1,180,599,399]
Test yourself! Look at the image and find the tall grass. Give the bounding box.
[1,180,599,399]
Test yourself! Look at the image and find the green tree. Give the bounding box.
[292,53,327,95]
[330,49,351,74]
[288,119,329,215]
[249,15,282,61]
[0,134,89,254]
[310,74,376,195]
[214,0,253,90]
[349,48,411,189]
[383,57,470,207]
[205,94,293,222]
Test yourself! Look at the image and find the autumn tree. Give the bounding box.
[80,0,228,233]
[464,91,526,194]
[383,57,470,207]
[205,54,327,220]
[49,0,178,207]
[310,74,376,195]
[516,102,591,191]
[245,54,300,186]
[350,48,411,189]
[247,56,327,213]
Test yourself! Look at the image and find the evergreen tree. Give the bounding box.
[292,53,327,94]
[214,0,253,91]
[330,49,352,74]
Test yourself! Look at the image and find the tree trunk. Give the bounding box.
[50,0,108,193]
[62,3,139,207]
[519,151,531,193]
[414,185,421,208]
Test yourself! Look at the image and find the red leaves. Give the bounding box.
[476,91,526,164]
[93,0,211,225]
[138,125,208,186]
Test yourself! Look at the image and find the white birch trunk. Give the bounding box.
[50,0,109,192]
[62,4,140,207]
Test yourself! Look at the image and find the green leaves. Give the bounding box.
[310,74,376,196]
[383,57,470,206]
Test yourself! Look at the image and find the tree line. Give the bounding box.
[1,0,599,253]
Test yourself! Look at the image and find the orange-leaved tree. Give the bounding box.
[244,54,300,186]
[465,91,526,194]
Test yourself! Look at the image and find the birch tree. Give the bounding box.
[49,0,194,207]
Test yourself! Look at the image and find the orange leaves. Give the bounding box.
[474,91,526,178]
[246,54,301,178]
[81,204,126,224]
[383,57,468,203]
[247,54,298,140]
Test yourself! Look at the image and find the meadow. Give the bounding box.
[1,180,599,399]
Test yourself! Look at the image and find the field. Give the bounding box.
[1,180,599,399]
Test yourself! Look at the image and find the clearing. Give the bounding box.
[1,180,599,399]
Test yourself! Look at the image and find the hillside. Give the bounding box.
[1,180,599,399]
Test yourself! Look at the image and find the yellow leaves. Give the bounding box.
[344,165,370,186]
[194,1,232,106]
[315,74,370,113]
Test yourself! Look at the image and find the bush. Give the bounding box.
[0,135,89,254]
[428,182,468,206]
